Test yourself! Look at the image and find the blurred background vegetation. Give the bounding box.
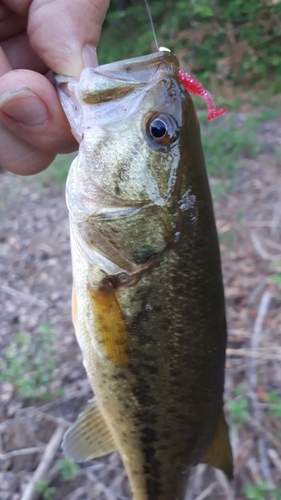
[98,0,281,92]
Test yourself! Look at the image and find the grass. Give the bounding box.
[199,112,262,181]
[197,103,281,193]
[0,325,63,400]
[275,146,281,164]
[57,458,79,481]
[270,261,281,300]
[228,396,249,427]
[219,228,236,250]
[35,480,55,500]
[245,481,281,500]
[268,391,281,419]
[37,153,75,188]
[227,384,250,427]
[34,459,79,499]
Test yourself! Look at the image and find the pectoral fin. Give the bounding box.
[90,285,130,369]
[201,410,233,479]
[63,399,116,462]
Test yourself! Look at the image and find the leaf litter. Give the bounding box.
[0,111,281,500]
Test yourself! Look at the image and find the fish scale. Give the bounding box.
[56,50,233,500]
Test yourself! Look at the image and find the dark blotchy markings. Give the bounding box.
[145,477,163,497]
[141,363,158,375]
[132,385,157,407]
[135,408,158,426]
[111,371,127,381]
[130,360,166,497]
[133,243,159,264]
[161,429,171,441]
[141,427,158,446]
[135,333,154,347]
[144,456,163,498]
[169,368,182,378]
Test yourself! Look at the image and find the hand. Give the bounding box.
[0,0,109,175]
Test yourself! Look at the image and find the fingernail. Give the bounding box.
[0,88,48,126]
[82,45,98,68]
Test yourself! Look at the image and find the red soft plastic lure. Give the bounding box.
[178,70,226,121]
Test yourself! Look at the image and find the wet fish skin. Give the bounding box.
[57,51,233,500]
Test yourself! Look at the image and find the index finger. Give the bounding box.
[27,0,110,76]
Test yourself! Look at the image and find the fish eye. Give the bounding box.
[147,114,178,147]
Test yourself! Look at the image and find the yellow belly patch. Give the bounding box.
[89,285,130,369]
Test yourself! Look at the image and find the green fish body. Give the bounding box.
[56,51,233,500]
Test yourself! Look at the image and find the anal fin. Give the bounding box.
[201,410,233,479]
[63,399,116,462]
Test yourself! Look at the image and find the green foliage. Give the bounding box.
[38,154,74,187]
[219,229,236,250]
[268,391,281,419]
[270,261,281,299]
[245,481,281,500]
[57,458,79,481]
[99,0,281,90]
[0,325,62,400]
[228,385,249,426]
[200,113,261,181]
[35,480,55,500]
[228,397,249,426]
[274,146,281,164]
[271,274,281,287]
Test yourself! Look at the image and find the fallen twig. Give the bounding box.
[248,290,271,404]
[0,284,48,308]
[268,448,281,473]
[270,200,281,237]
[249,417,281,454]
[228,329,251,338]
[36,387,91,412]
[21,426,65,500]
[215,469,234,499]
[245,221,281,228]
[0,446,45,460]
[246,457,262,484]
[191,464,205,497]
[252,291,271,351]
[258,438,274,488]
[193,481,216,500]
[265,239,281,252]
[226,347,281,360]
[250,231,279,260]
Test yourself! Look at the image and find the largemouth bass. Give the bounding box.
[57,50,233,500]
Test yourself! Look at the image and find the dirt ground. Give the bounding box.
[0,111,281,499]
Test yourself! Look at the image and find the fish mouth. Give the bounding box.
[55,51,180,141]
[55,50,179,95]
[76,51,179,104]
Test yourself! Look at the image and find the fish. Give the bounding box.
[56,50,233,500]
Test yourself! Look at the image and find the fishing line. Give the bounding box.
[143,0,159,51]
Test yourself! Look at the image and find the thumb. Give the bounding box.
[28,0,110,76]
